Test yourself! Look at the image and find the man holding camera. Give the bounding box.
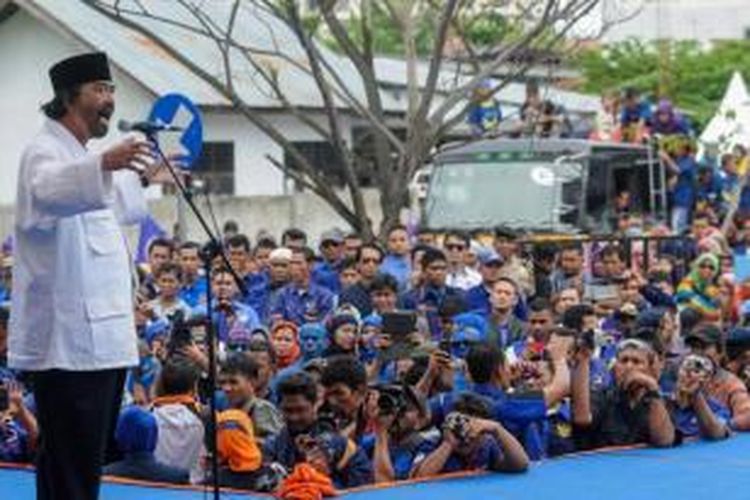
[412,393,528,477]
[666,354,730,440]
[263,372,372,488]
[684,325,750,431]
[369,383,435,483]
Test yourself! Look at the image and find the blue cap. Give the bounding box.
[477,247,503,266]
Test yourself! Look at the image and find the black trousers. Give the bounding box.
[32,368,126,500]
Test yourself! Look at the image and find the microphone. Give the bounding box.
[118,119,184,134]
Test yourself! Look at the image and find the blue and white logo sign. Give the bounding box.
[148,93,203,170]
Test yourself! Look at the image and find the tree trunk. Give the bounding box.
[378,154,419,239]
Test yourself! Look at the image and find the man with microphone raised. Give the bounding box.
[9,52,171,500]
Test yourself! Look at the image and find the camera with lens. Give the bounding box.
[376,385,407,416]
[575,329,596,352]
[443,412,471,443]
[166,310,196,355]
[316,402,340,434]
[681,354,715,377]
[295,434,320,454]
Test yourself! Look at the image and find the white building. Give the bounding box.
[600,0,750,43]
[0,0,600,209]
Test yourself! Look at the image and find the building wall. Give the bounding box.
[601,0,750,43]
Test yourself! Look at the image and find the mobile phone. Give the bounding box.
[379,311,419,361]
[382,311,417,337]
[438,338,451,353]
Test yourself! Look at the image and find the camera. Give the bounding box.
[316,403,340,434]
[575,329,596,352]
[443,412,470,443]
[166,310,197,355]
[295,434,321,454]
[681,354,714,377]
[376,385,407,416]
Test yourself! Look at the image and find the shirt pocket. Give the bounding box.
[83,210,121,255]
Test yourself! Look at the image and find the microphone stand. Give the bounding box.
[144,133,247,500]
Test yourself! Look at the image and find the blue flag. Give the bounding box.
[135,215,167,264]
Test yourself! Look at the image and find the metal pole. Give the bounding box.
[177,192,188,242]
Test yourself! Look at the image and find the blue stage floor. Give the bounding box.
[1,434,749,499]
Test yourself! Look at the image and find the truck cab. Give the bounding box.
[422,138,667,234]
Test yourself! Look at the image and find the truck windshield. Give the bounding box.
[424,157,583,231]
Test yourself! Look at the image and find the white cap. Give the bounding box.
[269,247,293,262]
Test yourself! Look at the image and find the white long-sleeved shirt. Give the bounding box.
[9,119,146,371]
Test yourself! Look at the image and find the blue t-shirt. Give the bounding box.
[672,156,697,208]
[361,432,439,480]
[439,433,506,472]
[620,101,652,127]
[312,260,342,295]
[467,100,503,135]
[668,396,730,438]
[192,300,262,342]
[271,283,335,325]
[429,384,547,460]
[380,255,412,291]
[179,275,208,308]
[241,271,270,317]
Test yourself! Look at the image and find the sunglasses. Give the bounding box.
[699,263,717,271]
[445,244,466,251]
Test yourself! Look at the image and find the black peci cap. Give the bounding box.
[49,52,112,92]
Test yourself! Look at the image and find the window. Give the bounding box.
[193,142,234,195]
[351,126,406,188]
[285,141,346,189]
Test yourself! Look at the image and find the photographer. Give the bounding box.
[320,356,369,443]
[0,380,38,462]
[369,383,434,483]
[666,354,730,440]
[263,372,372,488]
[684,325,750,431]
[572,338,677,450]
[428,337,568,461]
[412,393,528,478]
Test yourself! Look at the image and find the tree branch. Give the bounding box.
[84,0,364,231]
[413,0,460,128]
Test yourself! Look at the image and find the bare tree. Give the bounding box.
[83,0,627,239]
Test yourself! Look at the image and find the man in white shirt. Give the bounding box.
[9,52,158,500]
[444,231,482,291]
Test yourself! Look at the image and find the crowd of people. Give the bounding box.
[2,191,750,494]
[2,81,750,493]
